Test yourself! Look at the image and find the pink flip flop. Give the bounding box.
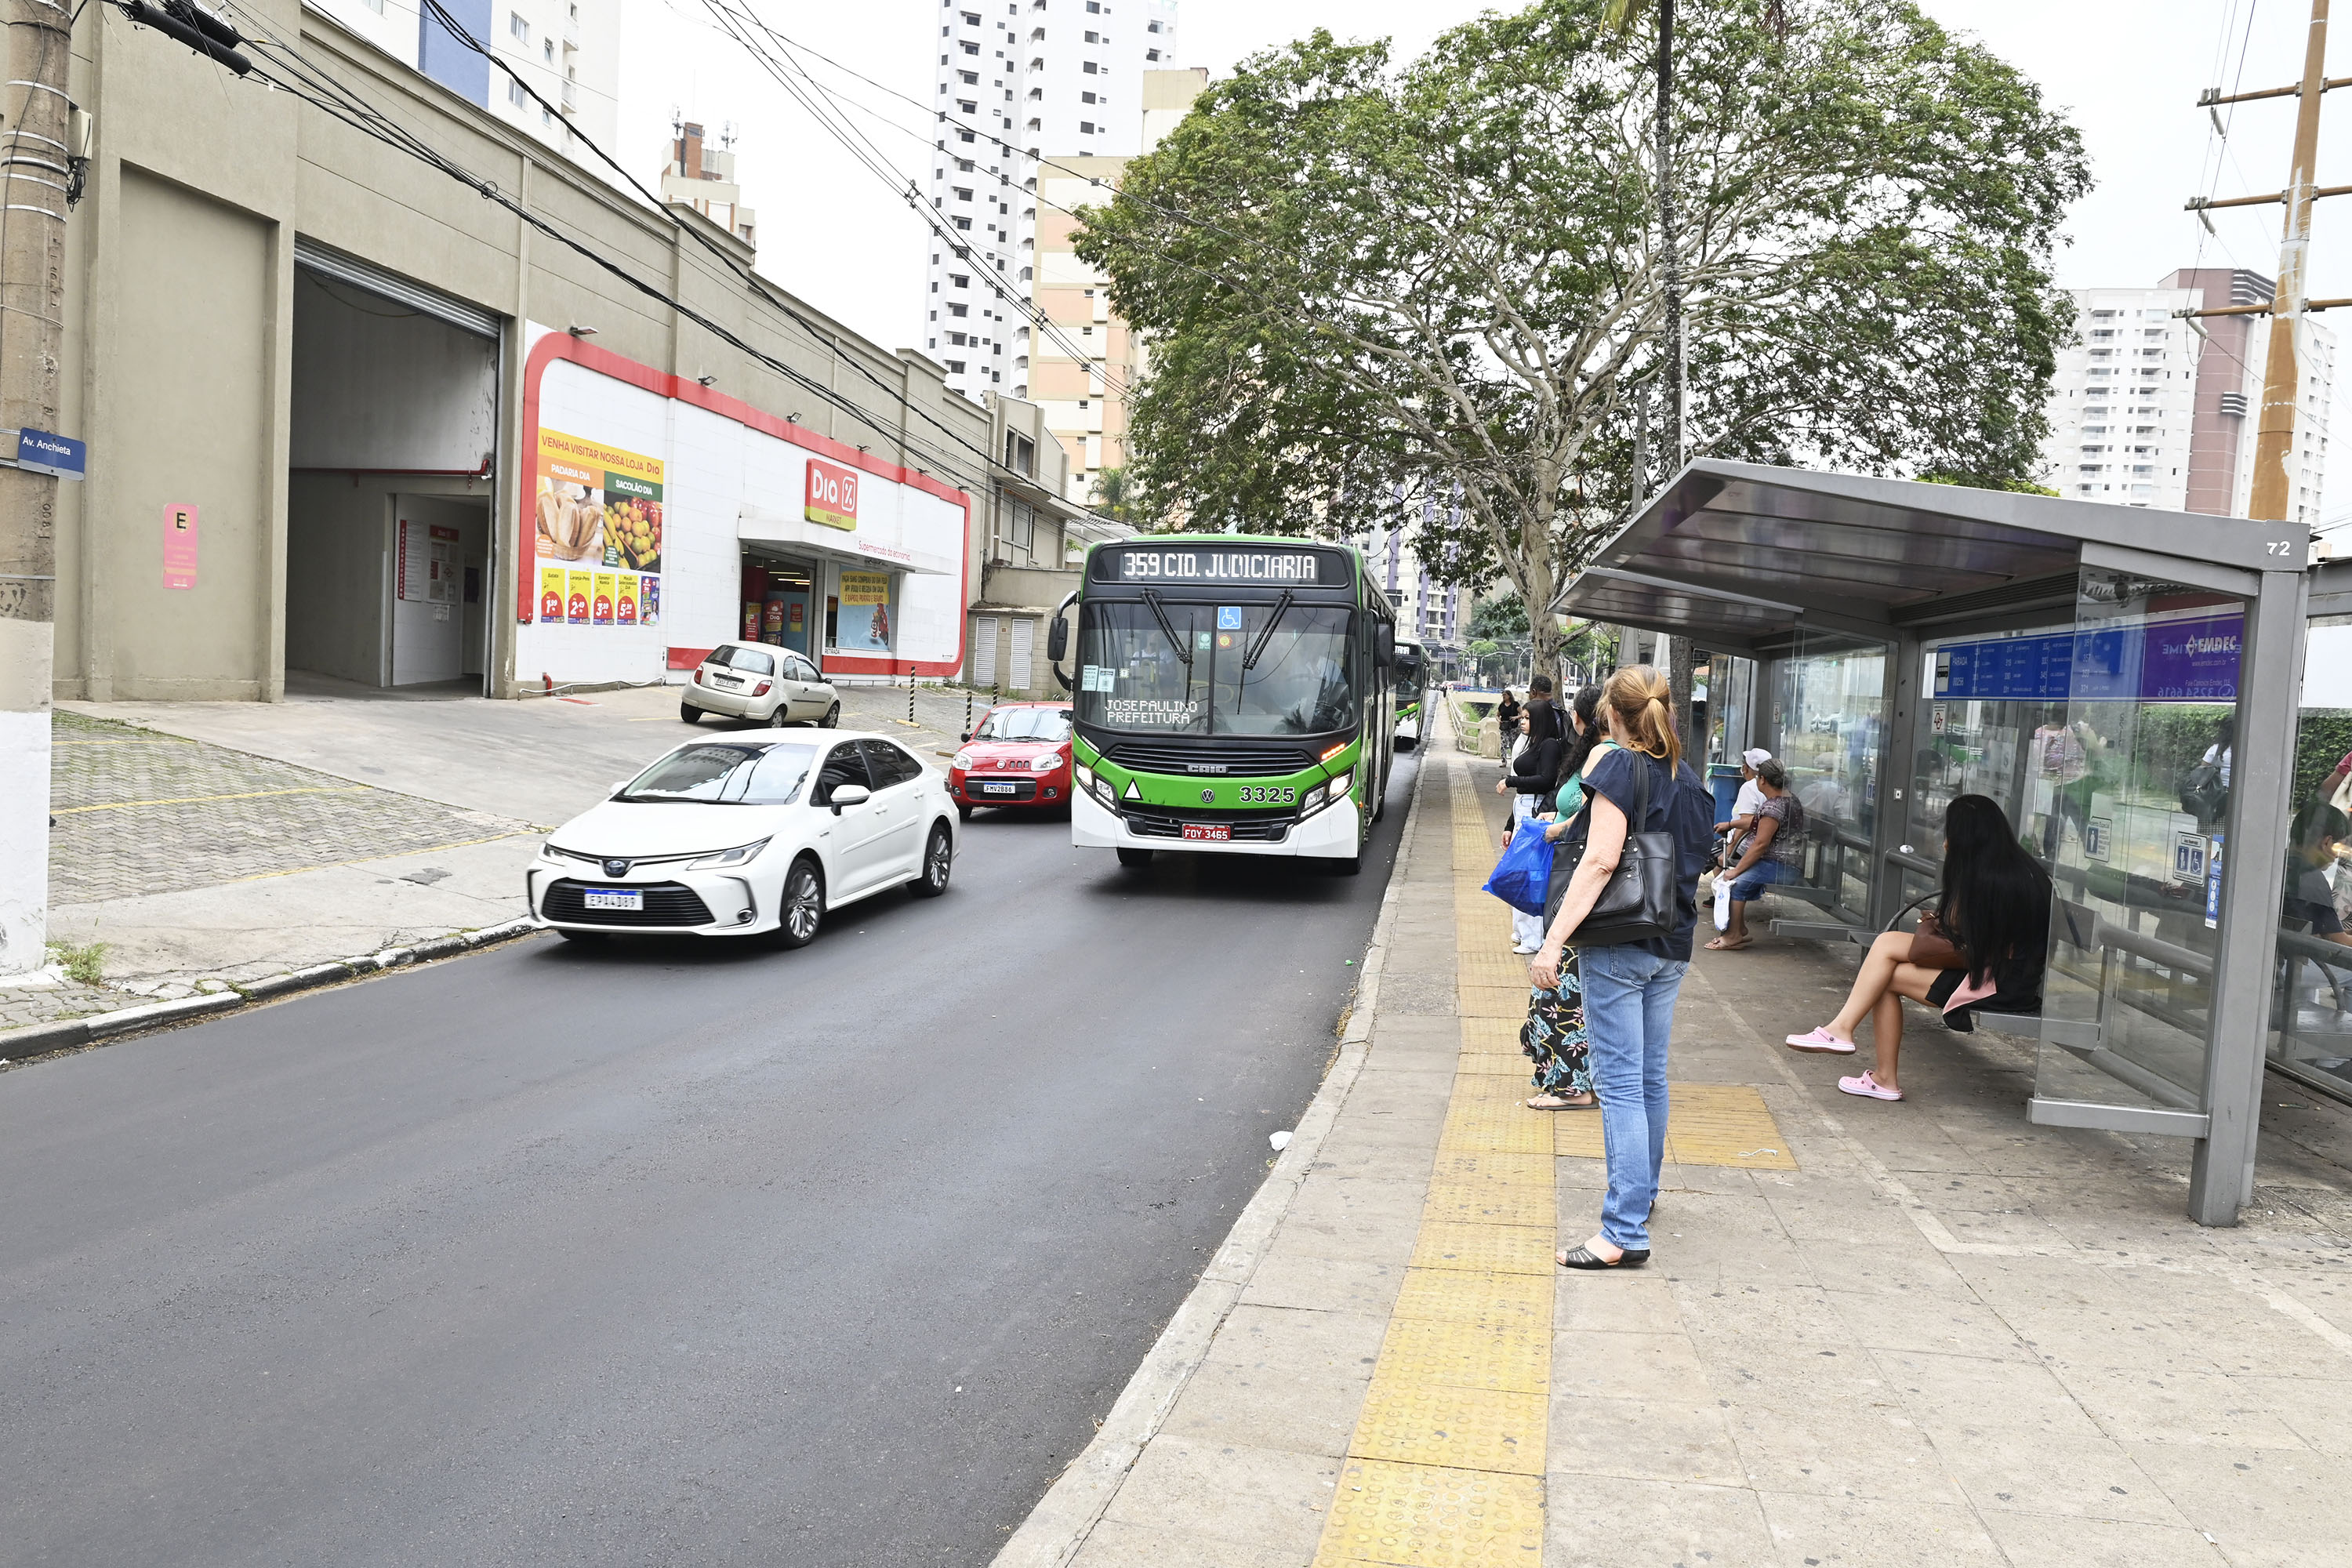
[1838,1071,1904,1101]
[1784,1026,1856,1054]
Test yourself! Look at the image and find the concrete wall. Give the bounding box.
[58,2,1000,702]
[285,475,389,684]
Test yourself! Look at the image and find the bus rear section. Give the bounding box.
[1058,539,1396,872]
[1394,640,1427,749]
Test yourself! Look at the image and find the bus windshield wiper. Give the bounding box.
[1242,590,1294,671]
[1141,587,1192,666]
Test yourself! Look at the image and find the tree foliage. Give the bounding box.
[1075,0,2089,671]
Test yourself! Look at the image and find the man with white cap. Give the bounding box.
[1717,748,1773,868]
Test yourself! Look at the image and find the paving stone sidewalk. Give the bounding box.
[1001,728,2352,1568]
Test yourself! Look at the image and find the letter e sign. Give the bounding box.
[162,504,199,590]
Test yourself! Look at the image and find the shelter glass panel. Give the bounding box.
[1767,632,1886,924]
[1911,626,2075,861]
[2036,568,2248,1122]
[2267,612,2352,1100]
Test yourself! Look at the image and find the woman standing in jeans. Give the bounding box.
[1528,666,1715,1269]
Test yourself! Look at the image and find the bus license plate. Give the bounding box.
[583,888,643,911]
[1182,824,1232,842]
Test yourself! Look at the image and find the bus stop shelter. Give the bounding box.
[1558,460,2336,1226]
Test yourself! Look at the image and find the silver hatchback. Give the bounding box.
[681,641,840,728]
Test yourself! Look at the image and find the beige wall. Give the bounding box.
[59,3,1000,701]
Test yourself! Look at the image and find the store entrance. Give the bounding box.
[742,548,819,665]
[284,252,500,690]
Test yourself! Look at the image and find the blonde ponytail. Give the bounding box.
[1603,664,1680,774]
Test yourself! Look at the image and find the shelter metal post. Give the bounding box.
[2189,564,2313,1223]
[1868,630,1924,932]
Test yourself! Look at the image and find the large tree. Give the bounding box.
[1075,0,2089,676]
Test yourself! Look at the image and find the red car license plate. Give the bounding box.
[1181,824,1232,842]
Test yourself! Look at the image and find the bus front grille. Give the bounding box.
[1102,741,1315,777]
[1123,807,1293,843]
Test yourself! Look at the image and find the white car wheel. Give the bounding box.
[771,857,825,949]
[911,822,953,898]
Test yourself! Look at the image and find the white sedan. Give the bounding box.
[528,731,958,947]
[681,641,840,728]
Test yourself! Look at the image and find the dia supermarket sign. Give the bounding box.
[805,457,860,532]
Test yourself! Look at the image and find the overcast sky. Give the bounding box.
[616,0,2352,528]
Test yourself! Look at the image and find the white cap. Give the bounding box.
[1741,748,1772,768]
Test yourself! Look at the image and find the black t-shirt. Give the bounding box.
[2288,866,2346,936]
[1559,747,1717,960]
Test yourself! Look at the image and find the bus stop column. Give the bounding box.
[2189,565,2314,1225]
[1867,630,1926,932]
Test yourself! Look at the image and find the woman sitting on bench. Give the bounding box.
[1782,793,2052,1102]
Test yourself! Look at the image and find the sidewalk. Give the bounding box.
[1000,725,2352,1567]
[2,677,988,1042]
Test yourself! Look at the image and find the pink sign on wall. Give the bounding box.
[162,504,198,590]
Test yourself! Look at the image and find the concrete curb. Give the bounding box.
[990,737,1437,1568]
[0,917,540,1063]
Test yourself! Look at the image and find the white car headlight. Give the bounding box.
[952,750,976,770]
[688,837,771,869]
[1030,752,1060,771]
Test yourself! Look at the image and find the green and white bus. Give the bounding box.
[1393,639,1427,750]
[1048,537,1399,873]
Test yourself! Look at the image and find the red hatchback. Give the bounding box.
[949,702,1074,818]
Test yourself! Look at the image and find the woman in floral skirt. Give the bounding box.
[1520,684,1609,1110]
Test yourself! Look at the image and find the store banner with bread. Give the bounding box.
[534,430,663,626]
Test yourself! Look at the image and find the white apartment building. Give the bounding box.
[922,0,1181,401]
[307,0,619,158]
[2039,286,2200,511]
[659,120,757,248]
[1360,510,1468,655]
[2039,270,2332,532]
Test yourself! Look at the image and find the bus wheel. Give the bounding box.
[1116,847,1153,868]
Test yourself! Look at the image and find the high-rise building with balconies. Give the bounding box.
[920,0,1181,403]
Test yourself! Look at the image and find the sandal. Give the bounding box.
[1838,1070,1904,1102]
[1525,1093,1598,1110]
[1704,935,1752,951]
[1559,1243,1650,1269]
[1784,1026,1856,1053]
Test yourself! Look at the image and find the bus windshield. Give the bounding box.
[1076,601,1356,735]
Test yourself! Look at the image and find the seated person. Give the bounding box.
[1782,794,2052,1102]
[1708,760,1803,952]
[2285,801,2352,1018]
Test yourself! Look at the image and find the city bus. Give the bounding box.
[1393,639,1427,750]
[1047,536,1399,873]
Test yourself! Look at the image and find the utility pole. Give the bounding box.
[2185,0,2350,526]
[0,0,72,977]
[1653,0,1698,750]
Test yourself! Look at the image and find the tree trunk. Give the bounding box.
[1666,634,1694,760]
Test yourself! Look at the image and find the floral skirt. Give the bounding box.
[1520,948,1594,1098]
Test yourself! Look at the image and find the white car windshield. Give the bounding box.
[975,707,1072,742]
[621,742,818,804]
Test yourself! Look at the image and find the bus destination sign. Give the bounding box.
[1095,545,1342,586]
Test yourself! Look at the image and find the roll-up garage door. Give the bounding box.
[293,238,501,339]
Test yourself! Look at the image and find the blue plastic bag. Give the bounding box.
[1483,822,1554,916]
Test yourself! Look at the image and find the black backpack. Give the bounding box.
[2177,758,2227,823]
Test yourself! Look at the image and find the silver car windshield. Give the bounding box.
[620,742,818,804]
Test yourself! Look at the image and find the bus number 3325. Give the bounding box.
[1237,786,1298,804]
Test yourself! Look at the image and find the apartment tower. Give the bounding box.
[923,0,1181,401]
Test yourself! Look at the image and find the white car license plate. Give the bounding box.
[982,782,1016,794]
[1181,824,1232,842]
[582,888,643,911]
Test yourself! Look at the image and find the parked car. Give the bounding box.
[530,732,956,948]
[948,701,1073,820]
[681,641,840,728]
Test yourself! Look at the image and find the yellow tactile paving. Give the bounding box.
[1410,1221,1558,1276]
[1551,1080,1799,1169]
[1312,1459,1547,1568]
[1349,1377,1548,1474]
[1314,759,1552,1567]
[1373,1316,1553,1395]
[1391,1266,1551,1329]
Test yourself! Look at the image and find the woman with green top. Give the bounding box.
[1519,684,1613,1110]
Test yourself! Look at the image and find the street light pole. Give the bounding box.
[2248,0,2330,523]
[0,0,72,977]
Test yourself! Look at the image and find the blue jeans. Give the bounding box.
[1580,943,1690,1251]
[1730,859,1797,902]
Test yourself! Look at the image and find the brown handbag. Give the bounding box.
[1907,909,1969,972]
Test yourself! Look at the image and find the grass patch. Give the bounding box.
[47,941,107,986]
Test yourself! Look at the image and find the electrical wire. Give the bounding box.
[209,0,1019,498]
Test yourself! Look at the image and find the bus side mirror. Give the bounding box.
[1047,614,1069,662]
[1374,625,1396,670]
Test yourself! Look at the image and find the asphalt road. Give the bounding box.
[1,746,1424,1567]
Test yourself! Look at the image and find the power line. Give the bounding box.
[205,0,1016,498]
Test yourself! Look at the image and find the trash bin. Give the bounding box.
[1708,764,1744,824]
